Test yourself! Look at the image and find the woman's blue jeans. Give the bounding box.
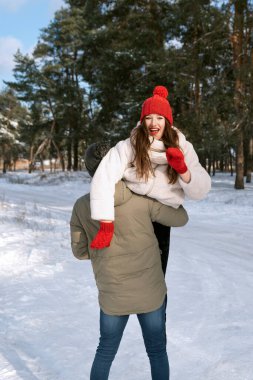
[90,299,169,380]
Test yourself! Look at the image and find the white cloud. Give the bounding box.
[0,0,28,12]
[0,36,23,83]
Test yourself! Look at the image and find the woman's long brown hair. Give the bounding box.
[130,118,180,184]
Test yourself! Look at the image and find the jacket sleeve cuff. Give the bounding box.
[178,170,211,200]
[90,199,115,221]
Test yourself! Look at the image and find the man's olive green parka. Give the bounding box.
[70,181,188,316]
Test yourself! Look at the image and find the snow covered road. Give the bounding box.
[0,172,252,380]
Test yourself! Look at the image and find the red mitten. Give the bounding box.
[90,222,114,249]
[166,147,188,174]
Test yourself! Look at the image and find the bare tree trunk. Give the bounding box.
[67,140,72,171]
[229,148,234,176]
[49,158,53,173]
[248,33,253,183]
[235,130,244,188]
[3,160,7,174]
[232,0,246,189]
[212,157,216,176]
[39,155,44,172]
[60,154,65,172]
[73,139,79,171]
[207,156,211,175]
[246,137,253,182]
[52,140,65,172]
[29,144,35,173]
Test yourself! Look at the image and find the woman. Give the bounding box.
[89,86,211,249]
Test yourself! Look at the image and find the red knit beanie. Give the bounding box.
[140,86,173,125]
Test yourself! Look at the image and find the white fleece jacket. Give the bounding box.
[90,128,211,220]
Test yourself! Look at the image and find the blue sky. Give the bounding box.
[0,0,65,88]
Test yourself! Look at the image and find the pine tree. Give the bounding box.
[71,0,173,142]
[163,0,233,171]
[231,0,246,189]
[0,88,29,172]
[6,51,57,172]
[33,7,90,170]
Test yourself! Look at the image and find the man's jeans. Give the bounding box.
[90,299,169,380]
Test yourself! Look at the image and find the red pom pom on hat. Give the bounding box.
[153,86,168,99]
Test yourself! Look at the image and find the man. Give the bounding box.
[70,142,188,380]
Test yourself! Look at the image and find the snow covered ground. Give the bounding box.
[0,170,252,380]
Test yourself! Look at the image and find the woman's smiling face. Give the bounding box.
[144,114,166,140]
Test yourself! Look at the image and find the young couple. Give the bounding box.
[70,86,211,379]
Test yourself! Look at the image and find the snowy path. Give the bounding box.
[0,172,253,380]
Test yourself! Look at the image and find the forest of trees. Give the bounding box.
[0,0,253,189]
